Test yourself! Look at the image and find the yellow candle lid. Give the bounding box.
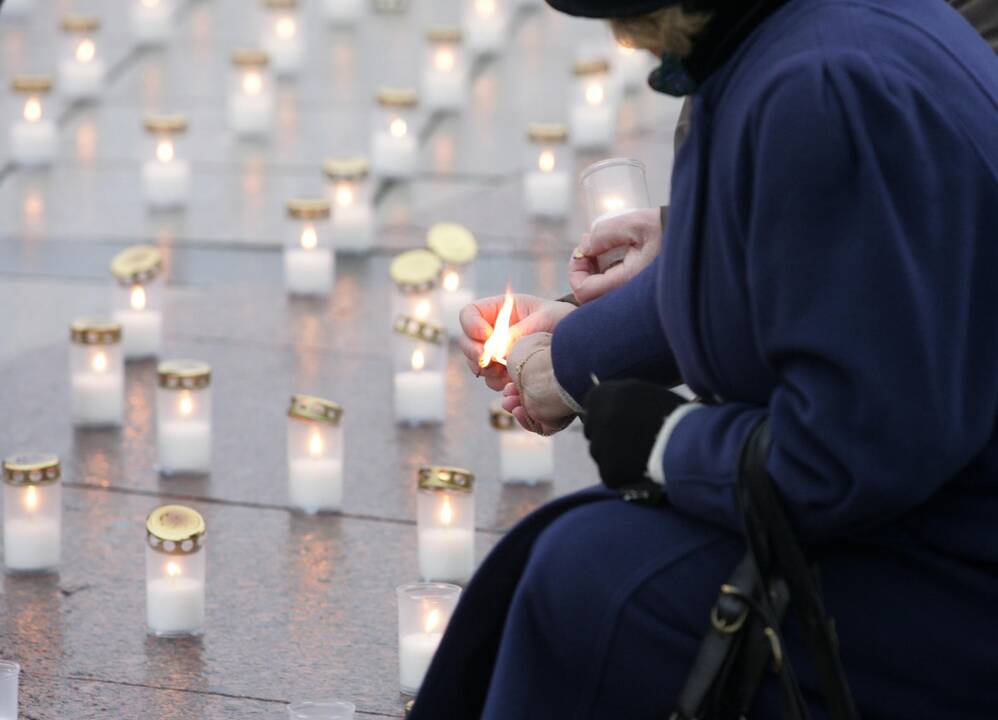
[2,453,60,486]
[143,113,189,134]
[488,406,518,431]
[231,49,270,67]
[11,75,54,94]
[426,26,462,43]
[288,394,344,425]
[323,156,370,181]
[393,315,445,345]
[426,223,477,266]
[146,504,206,554]
[158,360,212,389]
[572,58,610,76]
[286,198,331,220]
[389,249,442,292]
[376,87,419,108]
[70,318,122,345]
[418,466,475,493]
[527,122,569,144]
[110,245,163,284]
[61,14,100,33]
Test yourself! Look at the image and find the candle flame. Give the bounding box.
[300,225,318,250]
[414,299,431,321]
[166,561,182,577]
[439,494,453,526]
[142,0,160,7]
[23,97,42,123]
[603,195,625,213]
[585,82,605,106]
[434,47,455,72]
[308,428,324,457]
[178,391,194,417]
[23,485,38,512]
[389,117,408,139]
[424,607,441,633]
[242,70,263,96]
[476,0,496,17]
[442,270,460,293]
[411,347,425,372]
[275,16,296,40]
[618,43,636,55]
[335,182,354,208]
[479,286,514,368]
[156,138,175,164]
[130,284,147,311]
[76,39,96,64]
[538,149,555,173]
[91,350,108,373]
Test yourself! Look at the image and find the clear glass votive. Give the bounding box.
[288,700,356,719]
[0,660,18,720]
[568,58,616,150]
[422,27,467,112]
[145,504,206,637]
[59,15,105,101]
[389,249,442,326]
[284,198,333,296]
[396,582,462,695]
[580,157,651,270]
[323,157,373,254]
[111,245,164,360]
[141,113,190,209]
[393,317,446,426]
[3,454,62,574]
[131,0,176,46]
[262,0,304,77]
[371,87,419,180]
[523,122,571,218]
[8,75,56,167]
[417,466,475,584]
[287,394,344,514]
[491,407,554,485]
[228,49,273,137]
[69,318,124,428]
[426,222,477,338]
[156,360,212,476]
[463,0,507,57]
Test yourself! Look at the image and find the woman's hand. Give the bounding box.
[568,208,664,304]
[500,333,577,436]
[459,294,575,391]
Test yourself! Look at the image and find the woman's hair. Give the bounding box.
[609,5,713,58]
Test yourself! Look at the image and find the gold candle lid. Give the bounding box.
[418,466,475,493]
[70,318,122,345]
[288,394,343,425]
[426,26,462,42]
[489,406,517,431]
[3,454,61,486]
[61,14,100,32]
[231,49,270,67]
[287,198,331,220]
[572,58,610,76]
[376,87,418,109]
[110,245,163,285]
[389,249,442,293]
[427,223,477,266]
[393,315,444,345]
[527,122,568,144]
[143,113,189,134]
[323,156,370,181]
[158,360,212,389]
[264,0,298,6]
[146,504,206,555]
[11,75,54,94]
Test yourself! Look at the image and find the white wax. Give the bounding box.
[422,69,466,112]
[131,3,173,45]
[524,171,571,218]
[141,159,190,208]
[399,631,443,694]
[58,59,106,101]
[440,288,473,338]
[112,309,162,359]
[394,371,445,425]
[158,420,212,474]
[10,121,56,167]
[500,431,554,485]
[284,248,334,296]
[372,132,418,180]
[4,517,60,572]
[418,527,475,583]
[615,50,650,90]
[228,92,273,136]
[323,0,364,24]
[288,457,344,513]
[263,37,303,76]
[331,204,374,253]
[569,103,616,149]
[71,372,123,427]
[464,19,505,55]
[146,576,205,636]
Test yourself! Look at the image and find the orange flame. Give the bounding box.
[479,286,514,368]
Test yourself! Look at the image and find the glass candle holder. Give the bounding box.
[111,245,164,360]
[389,249,442,326]
[426,222,477,338]
[9,75,56,167]
[323,157,373,254]
[0,661,18,720]
[288,700,356,720]
[284,198,333,296]
[145,504,206,637]
[422,27,467,112]
[59,15,105,101]
[463,0,506,56]
[287,394,344,514]
[568,58,616,150]
[228,50,274,137]
[3,454,62,574]
[131,0,176,46]
[69,318,124,428]
[580,157,651,271]
[322,0,364,25]
[396,582,461,695]
[371,87,419,180]
[417,466,475,584]
[156,360,212,475]
[523,122,571,218]
[490,407,554,485]
[393,317,446,426]
[262,0,304,77]
[141,113,190,209]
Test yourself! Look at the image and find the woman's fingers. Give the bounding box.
[511,406,540,434]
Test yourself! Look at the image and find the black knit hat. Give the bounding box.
[544,0,684,19]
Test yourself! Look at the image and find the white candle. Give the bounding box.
[440,286,473,338]
[524,169,571,218]
[500,431,554,485]
[59,36,105,100]
[372,130,417,179]
[147,573,205,636]
[394,370,445,425]
[131,0,173,45]
[422,69,466,112]
[399,630,444,693]
[288,457,343,513]
[422,37,466,112]
[158,420,211,474]
[113,309,162,358]
[71,371,124,427]
[331,204,373,253]
[464,0,505,56]
[10,90,56,166]
[263,13,303,76]
[228,66,273,136]
[284,247,333,295]
[3,517,60,572]
[569,101,615,149]
[418,527,474,583]
[142,138,190,208]
[323,0,364,24]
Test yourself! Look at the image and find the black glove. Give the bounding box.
[583,380,687,490]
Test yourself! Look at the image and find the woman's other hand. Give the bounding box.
[568,208,664,304]
[502,333,576,436]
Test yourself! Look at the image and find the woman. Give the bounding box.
[412,1,998,718]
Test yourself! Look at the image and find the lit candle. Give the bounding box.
[479,287,515,369]
[389,249,442,326]
[396,582,461,695]
[491,407,554,485]
[322,0,364,24]
[130,0,175,46]
[228,50,274,137]
[156,361,212,475]
[393,317,446,426]
[426,222,477,337]
[287,394,345,514]
[323,156,374,253]
[8,76,57,167]
[613,41,650,90]
[463,0,507,57]
[284,198,334,295]
[417,466,475,584]
[2,454,62,574]
[580,157,652,271]
[69,318,124,428]
[111,244,164,359]
[371,87,419,180]
[145,504,206,637]
[568,58,616,150]
[141,113,190,209]
[523,122,571,218]
[422,27,467,112]
[58,15,106,101]
[262,0,304,77]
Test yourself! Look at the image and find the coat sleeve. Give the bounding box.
[661,52,998,540]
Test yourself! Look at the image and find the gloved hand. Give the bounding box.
[583,380,687,489]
